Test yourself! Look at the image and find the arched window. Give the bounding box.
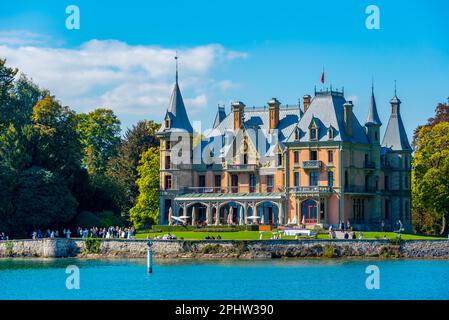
[328,127,334,139]
[294,128,300,140]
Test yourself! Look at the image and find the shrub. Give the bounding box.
[322,245,337,258]
[83,237,102,254]
[5,241,14,257]
[74,211,102,228]
[201,244,223,254]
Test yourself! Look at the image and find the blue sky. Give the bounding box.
[1,0,448,141]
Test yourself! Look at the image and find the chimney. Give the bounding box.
[303,95,311,113]
[344,101,353,136]
[268,98,280,129]
[232,101,245,130]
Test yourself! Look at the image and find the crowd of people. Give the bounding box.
[0,232,9,240]
[77,226,135,239]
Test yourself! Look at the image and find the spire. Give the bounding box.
[175,52,178,84]
[382,87,411,151]
[158,54,193,133]
[365,81,382,126]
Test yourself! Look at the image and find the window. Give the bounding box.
[294,151,299,164]
[277,153,282,166]
[243,153,248,165]
[164,175,172,190]
[310,150,317,160]
[374,131,378,141]
[345,170,349,188]
[384,175,389,191]
[214,175,221,191]
[294,128,300,140]
[310,172,319,186]
[165,119,170,128]
[165,155,171,169]
[365,175,369,192]
[353,199,365,222]
[404,176,409,189]
[310,128,318,140]
[320,199,325,220]
[328,171,334,188]
[267,175,274,192]
[249,174,256,193]
[231,175,238,193]
[328,150,334,163]
[199,175,206,188]
[385,200,390,220]
[166,141,171,150]
[328,127,334,139]
[294,172,300,187]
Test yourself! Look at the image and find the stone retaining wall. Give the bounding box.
[1,238,449,259]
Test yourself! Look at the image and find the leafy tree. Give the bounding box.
[12,167,78,234]
[77,109,121,176]
[107,120,160,218]
[0,165,14,233]
[32,96,83,178]
[412,122,449,235]
[0,59,18,123]
[130,147,160,228]
[413,102,449,149]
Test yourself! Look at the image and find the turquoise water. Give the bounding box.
[1,258,449,300]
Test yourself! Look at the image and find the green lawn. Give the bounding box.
[135,230,446,241]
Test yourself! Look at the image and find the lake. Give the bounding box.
[1,258,448,300]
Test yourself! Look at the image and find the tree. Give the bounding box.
[413,102,449,149]
[412,122,449,235]
[77,109,121,176]
[106,120,160,218]
[32,96,83,179]
[0,165,14,233]
[12,167,78,235]
[0,59,18,123]
[129,147,160,228]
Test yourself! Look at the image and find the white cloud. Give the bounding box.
[0,32,247,120]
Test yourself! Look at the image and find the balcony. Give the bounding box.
[289,186,332,194]
[226,164,257,172]
[345,185,377,194]
[364,161,376,169]
[302,160,322,170]
[182,187,223,194]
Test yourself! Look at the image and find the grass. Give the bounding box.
[135,230,446,241]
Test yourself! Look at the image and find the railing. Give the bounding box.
[364,161,376,169]
[289,186,332,193]
[344,186,377,193]
[302,160,322,169]
[226,164,257,171]
[179,186,287,194]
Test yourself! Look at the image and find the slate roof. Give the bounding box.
[286,91,369,144]
[381,95,412,151]
[366,89,382,126]
[158,82,193,133]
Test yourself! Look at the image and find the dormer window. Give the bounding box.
[310,128,318,140]
[294,128,300,140]
[328,127,334,140]
[165,119,170,129]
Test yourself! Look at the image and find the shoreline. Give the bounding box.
[1,238,449,260]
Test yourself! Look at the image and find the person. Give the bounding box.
[358,232,364,240]
[217,234,221,240]
[344,232,349,240]
[259,233,263,240]
[352,232,356,240]
[381,220,385,232]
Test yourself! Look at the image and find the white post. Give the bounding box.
[147,241,153,273]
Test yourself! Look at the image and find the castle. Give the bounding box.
[156,68,412,231]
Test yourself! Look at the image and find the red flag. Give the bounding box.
[321,70,325,84]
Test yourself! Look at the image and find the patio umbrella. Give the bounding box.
[192,207,197,226]
[260,210,265,224]
[239,207,244,225]
[301,215,305,226]
[215,208,220,226]
[206,206,211,225]
[292,215,297,225]
[168,207,172,226]
[228,207,234,225]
